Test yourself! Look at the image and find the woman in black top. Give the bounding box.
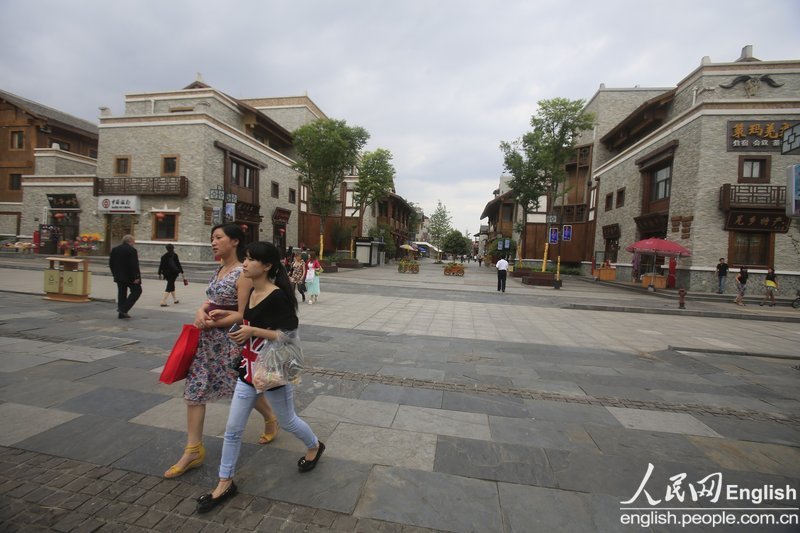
[157,243,184,306]
[196,241,324,513]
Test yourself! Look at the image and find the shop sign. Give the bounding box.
[562,225,573,242]
[272,208,292,224]
[724,211,791,233]
[549,228,559,244]
[98,195,140,214]
[727,120,799,152]
[47,194,79,209]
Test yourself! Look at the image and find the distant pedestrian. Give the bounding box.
[158,243,184,307]
[716,258,729,294]
[109,235,141,319]
[496,255,509,292]
[477,255,483,267]
[759,268,778,307]
[290,253,307,302]
[305,251,322,304]
[734,267,748,306]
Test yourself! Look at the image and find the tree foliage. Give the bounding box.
[367,222,397,259]
[427,200,452,260]
[500,98,595,214]
[354,148,395,230]
[292,119,370,250]
[442,229,471,257]
[406,201,421,239]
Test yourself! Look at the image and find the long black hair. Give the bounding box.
[211,223,246,262]
[245,241,298,311]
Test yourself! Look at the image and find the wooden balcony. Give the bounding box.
[718,184,785,211]
[94,176,188,197]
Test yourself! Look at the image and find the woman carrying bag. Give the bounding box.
[158,243,185,307]
[305,251,322,305]
[290,252,307,302]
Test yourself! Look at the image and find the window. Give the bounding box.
[114,157,130,176]
[605,193,614,211]
[153,213,177,240]
[502,204,513,222]
[162,156,179,176]
[271,181,279,198]
[230,160,254,189]
[616,188,625,208]
[300,185,308,213]
[52,140,70,151]
[289,188,296,204]
[730,231,770,267]
[651,165,671,201]
[9,174,22,190]
[738,155,770,183]
[10,131,24,150]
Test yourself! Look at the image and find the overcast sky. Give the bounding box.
[2,0,798,237]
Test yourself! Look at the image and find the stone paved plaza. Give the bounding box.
[0,256,798,532]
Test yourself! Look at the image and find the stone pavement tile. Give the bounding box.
[498,482,622,533]
[15,360,115,382]
[294,375,369,401]
[300,395,399,428]
[532,361,624,377]
[441,391,528,418]
[0,353,52,373]
[392,405,490,441]
[377,365,445,381]
[694,415,800,447]
[434,435,556,487]
[0,373,16,389]
[52,387,171,419]
[324,422,436,471]
[0,403,81,446]
[15,414,163,465]
[508,376,586,396]
[354,465,501,532]
[442,365,514,387]
[77,367,179,396]
[237,446,370,514]
[358,383,443,409]
[474,363,540,380]
[129,397,234,438]
[605,407,723,438]
[97,352,166,370]
[578,384,664,401]
[489,415,598,452]
[687,436,800,478]
[0,377,98,409]
[584,425,720,468]
[523,399,621,426]
[649,389,778,413]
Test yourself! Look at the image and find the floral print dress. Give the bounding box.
[183,265,243,404]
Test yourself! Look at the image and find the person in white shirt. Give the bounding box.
[496,256,509,292]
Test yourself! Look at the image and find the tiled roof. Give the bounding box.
[0,88,98,135]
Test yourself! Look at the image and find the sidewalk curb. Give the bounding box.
[564,303,800,323]
[668,345,800,361]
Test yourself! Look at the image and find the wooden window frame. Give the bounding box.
[737,155,770,184]
[161,155,180,176]
[114,156,131,177]
[616,188,625,208]
[9,174,22,191]
[650,164,672,203]
[152,213,179,240]
[9,131,24,150]
[271,181,279,199]
[604,192,614,211]
[727,230,774,269]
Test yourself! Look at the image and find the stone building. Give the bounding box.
[592,46,800,292]
[0,89,98,243]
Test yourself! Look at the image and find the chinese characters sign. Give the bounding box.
[97,195,140,214]
[46,194,79,209]
[727,120,799,152]
[725,211,791,233]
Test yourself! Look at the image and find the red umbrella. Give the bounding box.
[625,238,692,257]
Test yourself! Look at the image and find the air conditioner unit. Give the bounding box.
[40,125,51,133]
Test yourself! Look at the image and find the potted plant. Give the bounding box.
[397,259,419,273]
[443,262,465,276]
[75,233,102,255]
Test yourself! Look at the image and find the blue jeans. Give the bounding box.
[219,380,318,479]
[718,276,726,293]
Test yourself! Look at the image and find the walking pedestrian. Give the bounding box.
[477,255,483,267]
[158,243,184,307]
[290,252,307,302]
[164,224,278,479]
[716,258,729,294]
[496,255,509,293]
[734,267,748,306]
[305,251,322,304]
[196,241,324,513]
[759,267,778,307]
[109,235,141,319]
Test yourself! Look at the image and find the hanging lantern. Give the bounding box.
[155,212,166,221]
[241,224,248,232]
[54,213,65,220]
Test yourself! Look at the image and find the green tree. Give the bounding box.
[500,98,594,262]
[293,118,369,258]
[368,222,397,259]
[427,200,452,262]
[355,148,395,236]
[442,229,471,257]
[406,201,421,240]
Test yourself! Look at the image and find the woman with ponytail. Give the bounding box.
[165,224,277,479]
[196,241,324,513]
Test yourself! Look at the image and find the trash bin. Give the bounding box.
[44,257,91,302]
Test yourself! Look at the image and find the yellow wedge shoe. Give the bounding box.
[164,442,205,478]
[258,416,280,445]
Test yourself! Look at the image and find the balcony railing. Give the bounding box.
[718,184,785,211]
[94,176,188,197]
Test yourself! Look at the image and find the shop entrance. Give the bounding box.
[105,214,135,253]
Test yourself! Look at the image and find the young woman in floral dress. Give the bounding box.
[164,224,278,479]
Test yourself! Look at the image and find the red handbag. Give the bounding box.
[159,324,201,384]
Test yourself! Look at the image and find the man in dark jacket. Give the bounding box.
[109,235,141,318]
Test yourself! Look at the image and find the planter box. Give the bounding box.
[443,264,465,276]
[398,263,419,273]
[336,258,362,269]
[511,269,535,278]
[642,274,666,289]
[522,271,555,286]
[319,261,338,273]
[595,267,617,281]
